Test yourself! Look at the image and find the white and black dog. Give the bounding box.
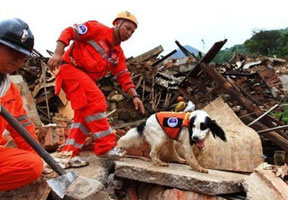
[117,110,226,173]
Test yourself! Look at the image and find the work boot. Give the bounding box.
[100,147,126,160]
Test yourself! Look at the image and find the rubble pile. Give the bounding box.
[4,39,288,199]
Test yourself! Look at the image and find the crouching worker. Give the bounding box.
[0,18,43,191]
[48,11,145,167]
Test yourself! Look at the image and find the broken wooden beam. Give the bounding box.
[200,62,261,114]
[152,49,177,67]
[175,40,197,59]
[129,45,164,63]
[241,114,288,153]
[199,62,288,140]
[181,39,227,84]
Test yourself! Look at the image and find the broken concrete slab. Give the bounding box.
[167,97,263,173]
[115,157,247,195]
[243,163,288,200]
[50,152,114,200]
[198,97,263,172]
[66,152,114,183]
[65,176,109,200]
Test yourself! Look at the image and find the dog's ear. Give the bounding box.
[206,117,227,142]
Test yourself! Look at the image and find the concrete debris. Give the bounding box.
[5,39,288,199]
[115,157,247,195]
[243,163,288,200]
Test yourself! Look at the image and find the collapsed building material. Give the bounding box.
[175,40,198,59]
[9,39,288,198]
[10,75,42,126]
[115,157,247,195]
[127,45,164,63]
[0,177,51,200]
[176,40,288,154]
[62,153,114,200]
[243,163,288,200]
[121,97,263,173]
[151,49,177,68]
[196,97,263,172]
[137,183,228,200]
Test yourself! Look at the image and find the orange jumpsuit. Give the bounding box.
[55,21,135,156]
[0,82,43,191]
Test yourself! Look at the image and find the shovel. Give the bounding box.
[0,104,99,199]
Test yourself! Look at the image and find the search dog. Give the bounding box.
[116,110,226,173]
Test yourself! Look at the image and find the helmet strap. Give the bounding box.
[114,19,126,45]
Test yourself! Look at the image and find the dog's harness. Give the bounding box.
[155,112,190,139]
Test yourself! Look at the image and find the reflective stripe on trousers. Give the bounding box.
[58,65,116,155]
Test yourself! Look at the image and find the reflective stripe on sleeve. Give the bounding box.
[21,121,32,127]
[17,114,27,121]
[17,114,32,127]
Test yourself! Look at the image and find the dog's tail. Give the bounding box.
[116,121,146,149]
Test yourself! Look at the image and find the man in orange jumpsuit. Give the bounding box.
[48,11,145,165]
[0,18,43,191]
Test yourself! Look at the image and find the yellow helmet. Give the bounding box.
[113,11,138,28]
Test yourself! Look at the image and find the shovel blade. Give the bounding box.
[47,171,78,199]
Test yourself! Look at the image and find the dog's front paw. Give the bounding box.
[153,161,169,167]
[177,158,187,164]
[195,167,208,173]
[189,166,208,173]
[158,162,169,167]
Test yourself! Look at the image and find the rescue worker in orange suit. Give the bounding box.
[0,18,43,191]
[48,11,145,166]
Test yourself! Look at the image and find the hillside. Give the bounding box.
[213,27,288,63]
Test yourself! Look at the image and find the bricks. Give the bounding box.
[126,142,150,157]
[127,186,138,200]
[42,123,70,152]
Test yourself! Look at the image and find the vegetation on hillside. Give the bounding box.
[213,28,288,63]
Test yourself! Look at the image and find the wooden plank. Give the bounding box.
[130,45,164,63]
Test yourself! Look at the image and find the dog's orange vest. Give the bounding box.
[156,112,190,139]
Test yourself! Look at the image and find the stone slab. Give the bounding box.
[198,97,263,172]
[115,157,247,195]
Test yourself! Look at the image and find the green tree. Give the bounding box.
[278,32,288,57]
[244,30,281,56]
[213,28,288,64]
